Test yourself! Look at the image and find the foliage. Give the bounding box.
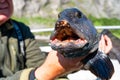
[88,16,120,26]
[110,29,120,38]
[88,16,120,38]
[12,16,56,27]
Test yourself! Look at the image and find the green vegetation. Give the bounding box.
[88,16,120,26]
[12,16,120,38]
[110,29,120,38]
[88,16,120,38]
[12,16,56,27]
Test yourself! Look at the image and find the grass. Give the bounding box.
[12,16,56,27]
[88,16,120,38]
[88,16,120,26]
[110,29,120,38]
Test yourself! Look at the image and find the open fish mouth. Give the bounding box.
[49,8,98,58]
[50,20,88,57]
[50,20,87,48]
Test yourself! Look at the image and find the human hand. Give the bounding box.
[35,50,84,80]
[99,35,112,54]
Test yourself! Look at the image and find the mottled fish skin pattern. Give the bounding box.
[50,8,114,79]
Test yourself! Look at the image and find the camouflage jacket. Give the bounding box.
[0,19,46,80]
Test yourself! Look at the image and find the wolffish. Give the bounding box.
[50,8,114,80]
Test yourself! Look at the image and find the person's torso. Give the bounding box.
[0,19,28,77]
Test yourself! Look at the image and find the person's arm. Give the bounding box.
[35,50,84,80]
[0,35,112,80]
[99,35,112,54]
[34,35,113,80]
[0,68,33,80]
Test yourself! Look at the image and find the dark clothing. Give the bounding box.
[0,19,46,80]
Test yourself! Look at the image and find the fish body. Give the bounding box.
[50,8,114,79]
[50,8,98,57]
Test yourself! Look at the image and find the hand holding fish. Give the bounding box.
[99,35,112,54]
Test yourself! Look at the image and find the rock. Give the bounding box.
[13,0,25,17]
[23,0,41,17]
[12,0,120,19]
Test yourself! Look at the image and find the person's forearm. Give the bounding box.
[35,63,65,80]
[34,50,84,80]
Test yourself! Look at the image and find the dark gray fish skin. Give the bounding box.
[50,8,98,57]
[55,8,97,44]
[84,51,114,80]
[50,8,114,79]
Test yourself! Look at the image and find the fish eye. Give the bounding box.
[75,12,82,18]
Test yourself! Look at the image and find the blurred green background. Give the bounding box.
[12,15,120,38]
[12,0,120,38]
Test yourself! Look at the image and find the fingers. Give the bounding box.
[99,35,112,54]
[99,35,105,53]
[104,35,112,54]
[46,50,83,72]
[104,35,112,50]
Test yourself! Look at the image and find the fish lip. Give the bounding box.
[50,38,87,48]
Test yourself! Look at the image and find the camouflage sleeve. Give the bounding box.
[0,40,45,80]
[25,38,46,68]
[0,68,33,80]
[16,21,47,68]
[1,20,46,80]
